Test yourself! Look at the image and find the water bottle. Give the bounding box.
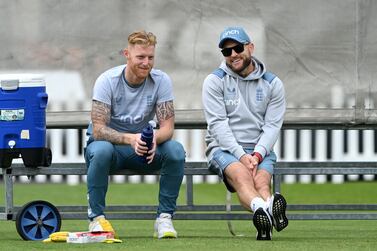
[139,121,156,163]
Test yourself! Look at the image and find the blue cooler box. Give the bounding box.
[0,74,52,168]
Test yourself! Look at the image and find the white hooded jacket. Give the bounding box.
[202,57,286,161]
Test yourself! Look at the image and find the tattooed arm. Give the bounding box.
[154,100,175,144]
[91,100,137,146]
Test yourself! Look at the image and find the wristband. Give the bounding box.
[251,152,263,164]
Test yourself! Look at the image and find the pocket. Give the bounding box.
[208,156,223,179]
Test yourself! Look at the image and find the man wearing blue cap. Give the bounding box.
[202,27,288,240]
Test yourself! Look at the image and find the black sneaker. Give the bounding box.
[271,193,288,232]
[252,207,272,240]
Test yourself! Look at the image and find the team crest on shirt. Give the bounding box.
[147,95,153,106]
[256,88,264,102]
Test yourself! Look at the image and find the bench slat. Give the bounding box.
[46,108,377,129]
[3,161,377,176]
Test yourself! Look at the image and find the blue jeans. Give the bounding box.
[85,139,185,219]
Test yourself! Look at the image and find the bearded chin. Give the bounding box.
[227,57,252,75]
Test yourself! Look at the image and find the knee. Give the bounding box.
[159,140,185,176]
[254,175,271,191]
[85,141,115,165]
[228,172,252,189]
[161,140,186,163]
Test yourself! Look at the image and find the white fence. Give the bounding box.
[11,125,377,185]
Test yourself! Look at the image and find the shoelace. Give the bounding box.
[158,218,174,229]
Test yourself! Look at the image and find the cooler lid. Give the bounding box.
[0,74,45,90]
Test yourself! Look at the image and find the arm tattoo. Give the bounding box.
[156,101,175,121]
[92,100,111,125]
[91,100,124,144]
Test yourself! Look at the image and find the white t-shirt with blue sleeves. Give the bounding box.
[92,64,174,133]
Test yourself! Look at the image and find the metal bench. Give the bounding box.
[3,161,377,222]
[2,108,377,223]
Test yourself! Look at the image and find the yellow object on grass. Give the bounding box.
[46,231,69,242]
[102,238,123,243]
[43,231,122,244]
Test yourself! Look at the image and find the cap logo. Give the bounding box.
[222,29,239,38]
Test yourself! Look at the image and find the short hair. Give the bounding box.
[128,30,157,46]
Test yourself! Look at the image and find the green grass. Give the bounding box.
[3,181,377,206]
[1,220,376,251]
[0,181,377,250]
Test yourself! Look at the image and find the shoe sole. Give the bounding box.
[154,232,177,239]
[272,193,289,232]
[253,208,272,240]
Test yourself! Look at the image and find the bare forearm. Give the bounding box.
[155,126,173,144]
[94,126,134,145]
[91,100,134,145]
[156,101,175,144]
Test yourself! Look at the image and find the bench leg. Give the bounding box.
[186,175,193,206]
[273,174,282,193]
[4,169,14,220]
[226,191,244,237]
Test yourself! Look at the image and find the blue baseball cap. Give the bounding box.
[218,27,251,48]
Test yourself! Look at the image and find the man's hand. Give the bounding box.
[131,133,143,155]
[249,154,259,177]
[131,133,156,164]
[240,154,258,177]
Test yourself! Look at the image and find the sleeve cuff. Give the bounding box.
[253,145,267,159]
[251,152,263,164]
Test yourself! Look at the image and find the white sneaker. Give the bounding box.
[267,195,274,216]
[89,215,117,237]
[154,213,177,239]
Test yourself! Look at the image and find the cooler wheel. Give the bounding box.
[15,200,61,241]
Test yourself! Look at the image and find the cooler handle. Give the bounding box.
[38,93,48,109]
[0,80,19,91]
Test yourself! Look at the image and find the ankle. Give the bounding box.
[92,215,105,221]
[157,213,173,219]
[250,197,266,212]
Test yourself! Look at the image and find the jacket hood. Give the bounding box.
[219,56,266,81]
